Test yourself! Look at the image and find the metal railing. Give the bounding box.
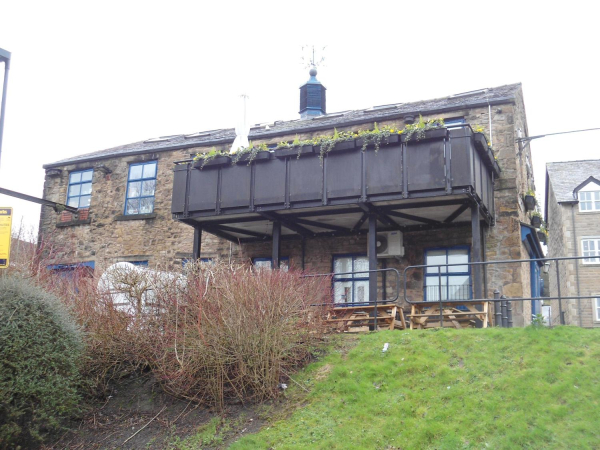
[403,255,599,327]
[304,267,401,329]
[425,284,472,302]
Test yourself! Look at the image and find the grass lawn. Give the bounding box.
[230,327,600,449]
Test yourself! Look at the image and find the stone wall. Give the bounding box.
[40,89,537,324]
[546,181,600,327]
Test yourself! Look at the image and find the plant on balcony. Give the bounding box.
[524,189,537,211]
[193,147,229,169]
[472,125,492,147]
[403,115,445,141]
[531,211,543,229]
[231,142,270,165]
[537,224,548,244]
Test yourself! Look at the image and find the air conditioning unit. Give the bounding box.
[376,231,404,258]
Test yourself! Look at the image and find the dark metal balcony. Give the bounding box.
[172,126,499,237]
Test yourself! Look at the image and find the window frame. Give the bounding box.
[332,253,370,305]
[444,117,466,128]
[577,181,600,212]
[581,238,600,264]
[252,256,289,271]
[124,161,158,215]
[423,246,472,302]
[127,260,148,267]
[67,169,94,209]
[578,190,600,212]
[594,297,600,322]
[182,257,214,268]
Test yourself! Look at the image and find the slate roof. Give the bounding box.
[44,83,522,169]
[546,160,600,203]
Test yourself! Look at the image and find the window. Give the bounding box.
[182,257,214,268]
[424,247,471,301]
[595,298,600,322]
[333,254,369,304]
[445,117,466,128]
[67,169,93,209]
[128,260,148,267]
[252,257,289,271]
[47,261,95,279]
[125,161,157,215]
[579,190,600,211]
[582,238,600,263]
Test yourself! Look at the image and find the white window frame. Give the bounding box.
[581,237,600,264]
[578,181,600,212]
[594,297,600,322]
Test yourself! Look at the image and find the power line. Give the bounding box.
[517,127,600,143]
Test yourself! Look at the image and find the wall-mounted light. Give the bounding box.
[543,261,551,274]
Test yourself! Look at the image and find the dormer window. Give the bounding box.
[578,180,600,212]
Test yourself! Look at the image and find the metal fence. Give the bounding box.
[305,256,596,330]
[404,255,599,327]
[425,284,472,302]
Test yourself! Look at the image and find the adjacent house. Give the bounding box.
[40,71,542,325]
[545,160,600,327]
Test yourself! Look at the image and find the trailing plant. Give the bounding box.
[193,147,228,169]
[194,143,270,168]
[473,124,493,148]
[525,189,537,198]
[356,123,398,153]
[531,211,543,218]
[538,223,549,236]
[403,115,445,142]
[230,142,269,165]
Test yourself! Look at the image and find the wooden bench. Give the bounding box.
[326,304,406,332]
[409,301,491,329]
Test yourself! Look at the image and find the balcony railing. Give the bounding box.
[171,125,499,221]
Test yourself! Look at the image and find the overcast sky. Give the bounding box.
[0,1,598,237]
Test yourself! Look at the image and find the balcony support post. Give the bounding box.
[193,227,202,260]
[272,221,281,269]
[368,213,378,328]
[471,203,483,300]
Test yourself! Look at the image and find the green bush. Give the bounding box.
[0,276,83,448]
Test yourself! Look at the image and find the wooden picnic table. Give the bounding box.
[409,301,491,329]
[326,303,406,332]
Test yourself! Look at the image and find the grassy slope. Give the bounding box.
[231,327,600,449]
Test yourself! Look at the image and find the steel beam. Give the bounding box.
[272,221,281,269]
[0,186,78,213]
[352,213,368,232]
[203,226,240,244]
[368,213,379,328]
[293,217,351,233]
[471,203,483,300]
[193,228,202,260]
[358,202,399,229]
[385,209,440,225]
[444,203,470,223]
[258,211,314,237]
[212,224,270,239]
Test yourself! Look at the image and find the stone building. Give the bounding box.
[545,160,600,327]
[40,72,541,325]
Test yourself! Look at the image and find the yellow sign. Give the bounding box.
[0,207,13,269]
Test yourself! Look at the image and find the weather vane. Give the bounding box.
[301,45,326,70]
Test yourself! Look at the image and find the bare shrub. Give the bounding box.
[8,229,332,407]
[139,262,332,409]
